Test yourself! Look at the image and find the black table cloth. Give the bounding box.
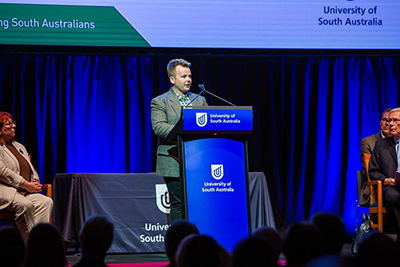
[52,172,275,253]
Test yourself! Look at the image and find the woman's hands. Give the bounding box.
[20,180,42,193]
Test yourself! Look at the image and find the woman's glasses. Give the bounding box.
[3,120,16,128]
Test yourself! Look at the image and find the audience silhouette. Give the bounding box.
[282,222,322,267]
[232,236,277,267]
[165,220,200,267]
[306,212,351,267]
[357,232,398,267]
[73,216,114,267]
[175,234,229,267]
[310,212,345,255]
[23,223,66,267]
[251,226,282,263]
[11,211,400,267]
[0,226,25,267]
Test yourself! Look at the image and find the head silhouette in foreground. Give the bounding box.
[74,216,114,267]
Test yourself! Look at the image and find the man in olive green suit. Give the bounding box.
[151,59,207,222]
[359,108,392,206]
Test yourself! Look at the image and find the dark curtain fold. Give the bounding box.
[0,53,399,236]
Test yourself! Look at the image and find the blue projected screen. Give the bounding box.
[0,0,399,48]
[184,138,250,252]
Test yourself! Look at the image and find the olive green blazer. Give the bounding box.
[359,132,382,206]
[151,89,207,177]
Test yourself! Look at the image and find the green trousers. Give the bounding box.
[164,177,182,222]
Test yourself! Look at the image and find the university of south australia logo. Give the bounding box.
[211,164,224,180]
[155,184,170,214]
[196,113,207,127]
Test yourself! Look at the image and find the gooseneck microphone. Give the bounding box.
[198,84,236,106]
[186,85,206,106]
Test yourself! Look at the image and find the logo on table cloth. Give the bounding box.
[196,113,207,127]
[211,164,224,180]
[155,184,170,214]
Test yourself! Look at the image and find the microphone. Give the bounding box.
[198,84,236,106]
[186,85,206,106]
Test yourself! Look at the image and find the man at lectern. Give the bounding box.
[151,58,208,222]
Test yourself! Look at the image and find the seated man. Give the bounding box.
[369,107,400,238]
[359,108,392,206]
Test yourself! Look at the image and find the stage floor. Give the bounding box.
[66,244,355,266]
[67,252,169,265]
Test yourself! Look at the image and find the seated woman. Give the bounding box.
[0,111,53,240]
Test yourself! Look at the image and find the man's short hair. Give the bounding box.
[388,107,400,117]
[381,108,393,119]
[79,216,114,257]
[167,58,191,78]
[165,220,199,265]
[310,212,344,255]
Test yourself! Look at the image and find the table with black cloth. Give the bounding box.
[52,172,275,253]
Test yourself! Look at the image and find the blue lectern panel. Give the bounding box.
[183,107,253,132]
[184,138,250,252]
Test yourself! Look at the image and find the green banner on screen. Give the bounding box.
[0,3,150,47]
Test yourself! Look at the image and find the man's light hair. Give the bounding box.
[167,58,191,78]
[388,108,400,117]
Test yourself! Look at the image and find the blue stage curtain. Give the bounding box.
[0,53,399,236]
[256,57,399,235]
[0,54,156,177]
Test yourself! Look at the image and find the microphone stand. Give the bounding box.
[186,86,206,106]
[198,84,236,107]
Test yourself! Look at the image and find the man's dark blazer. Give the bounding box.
[368,137,397,183]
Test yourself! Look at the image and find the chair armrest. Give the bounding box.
[41,184,52,199]
[367,180,381,186]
